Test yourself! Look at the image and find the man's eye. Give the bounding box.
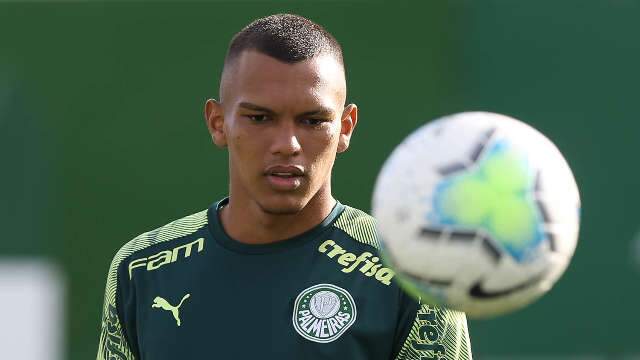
[247,114,268,122]
[301,118,326,126]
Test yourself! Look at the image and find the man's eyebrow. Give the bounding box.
[298,107,335,117]
[238,102,275,114]
[239,102,336,118]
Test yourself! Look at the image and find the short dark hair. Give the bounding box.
[225,14,344,67]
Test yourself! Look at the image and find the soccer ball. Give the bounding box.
[372,112,580,318]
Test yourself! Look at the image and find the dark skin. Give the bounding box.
[204,50,358,245]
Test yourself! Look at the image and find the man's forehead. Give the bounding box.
[224,49,343,74]
[220,50,346,103]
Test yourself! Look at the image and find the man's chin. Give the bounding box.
[261,206,303,215]
[257,196,307,215]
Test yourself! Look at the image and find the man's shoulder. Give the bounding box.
[332,204,381,250]
[108,208,209,273]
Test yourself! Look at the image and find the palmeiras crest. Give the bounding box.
[292,284,357,343]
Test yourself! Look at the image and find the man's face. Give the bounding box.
[206,51,357,214]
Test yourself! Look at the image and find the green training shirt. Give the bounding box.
[97,198,472,359]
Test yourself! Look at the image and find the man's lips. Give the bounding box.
[264,165,305,177]
[264,165,305,190]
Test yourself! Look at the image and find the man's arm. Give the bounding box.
[392,294,472,360]
[96,256,136,360]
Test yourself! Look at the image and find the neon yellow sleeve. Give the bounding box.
[96,258,136,360]
[394,303,472,360]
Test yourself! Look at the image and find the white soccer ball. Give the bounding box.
[372,112,580,318]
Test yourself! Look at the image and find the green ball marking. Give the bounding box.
[488,196,538,247]
[481,150,531,192]
[434,141,542,259]
[440,176,492,226]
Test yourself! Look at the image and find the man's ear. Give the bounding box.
[204,99,227,148]
[337,103,358,153]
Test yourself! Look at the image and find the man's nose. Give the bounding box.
[270,121,302,156]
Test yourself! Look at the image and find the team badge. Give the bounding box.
[292,283,356,343]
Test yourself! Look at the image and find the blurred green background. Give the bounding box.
[1,0,638,358]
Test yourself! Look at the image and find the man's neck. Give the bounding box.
[219,192,336,245]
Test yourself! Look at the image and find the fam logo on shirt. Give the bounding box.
[292,284,356,343]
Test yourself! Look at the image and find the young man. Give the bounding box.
[97,14,472,360]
